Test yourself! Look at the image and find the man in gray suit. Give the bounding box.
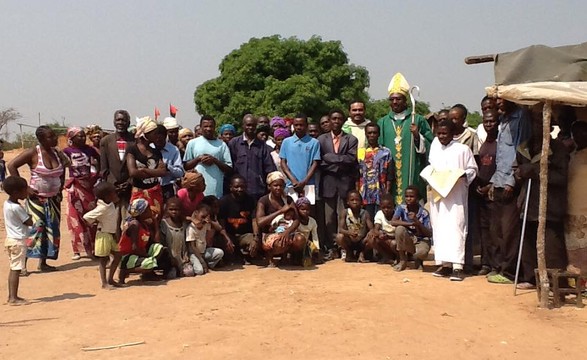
[100,110,135,234]
[318,109,359,260]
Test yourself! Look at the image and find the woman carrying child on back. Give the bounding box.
[118,198,172,284]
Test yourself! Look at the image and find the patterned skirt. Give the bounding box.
[26,194,62,260]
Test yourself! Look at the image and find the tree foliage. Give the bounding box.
[466,111,482,129]
[194,35,370,126]
[0,108,21,133]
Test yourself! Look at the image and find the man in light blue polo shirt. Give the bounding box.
[279,113,321,202]
[183,115,233,198]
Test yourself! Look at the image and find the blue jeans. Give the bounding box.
[190,247,224,275]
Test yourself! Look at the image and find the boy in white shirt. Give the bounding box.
[187,203,228,275]
[3,176,32,305]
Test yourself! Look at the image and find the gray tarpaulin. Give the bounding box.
[495,42,587,85]
[486,42,587,106]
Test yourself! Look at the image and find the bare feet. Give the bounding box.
[357,252,368,263]
[394,261,407,272]
[19,269,30,277]
[6,298,30,306]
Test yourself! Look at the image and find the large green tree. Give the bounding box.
[194,35,370,126]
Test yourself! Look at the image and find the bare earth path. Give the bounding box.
[0,150,585,360]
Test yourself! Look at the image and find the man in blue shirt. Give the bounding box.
[228,114,276,199]
[183,116,233,198]
[279,114,321,201]
[153,125,184,201]
[487,99,532,285]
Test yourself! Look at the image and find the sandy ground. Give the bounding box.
[1,149,586,360]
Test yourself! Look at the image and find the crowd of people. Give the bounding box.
[3,72,587,305]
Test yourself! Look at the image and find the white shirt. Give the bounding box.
[374,210,396,236]
[83,199,118,234]
[3,200,31,244]
[187,223,210,254]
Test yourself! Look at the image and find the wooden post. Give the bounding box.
[537,101,552,308]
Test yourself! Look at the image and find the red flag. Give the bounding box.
[154,107,161,120]
[170,103,178,118]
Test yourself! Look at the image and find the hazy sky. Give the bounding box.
[1,0,586,137]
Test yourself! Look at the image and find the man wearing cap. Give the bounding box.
[378,73,434,206]
[228,114,276,200]
[163,117,180,147]
[154,121,184,200]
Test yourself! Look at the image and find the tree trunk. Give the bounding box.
[537,101,552,308]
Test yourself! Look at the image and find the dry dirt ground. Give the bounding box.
[1,149,586,360]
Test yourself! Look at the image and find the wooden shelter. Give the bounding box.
[467,42,587,307]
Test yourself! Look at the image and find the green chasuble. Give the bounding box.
[377,109,434,205]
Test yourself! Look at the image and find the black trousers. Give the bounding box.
[520,221,568,284]
[492,188,521,279]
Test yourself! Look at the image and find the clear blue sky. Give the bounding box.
[1,0,586,137]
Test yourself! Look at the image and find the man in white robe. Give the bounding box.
[424,120,477,281]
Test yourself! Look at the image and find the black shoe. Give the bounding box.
[477,265,491,276]
[433,266,452,277]
[413,259,423,270]
[450,269,464,281]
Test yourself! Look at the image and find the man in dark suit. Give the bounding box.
[100,109,135,233]
[318,109,359,259]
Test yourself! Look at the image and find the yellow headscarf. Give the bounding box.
[135,116,158,139]
[266,171,285,185]
[387,72,410,98]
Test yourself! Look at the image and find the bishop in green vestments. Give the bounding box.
[377,73,433,205]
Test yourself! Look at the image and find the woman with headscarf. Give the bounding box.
[219,124,236,144]
[126,117,167,241]
[63,127,101,260]
[85,124,104,151]
[8,126,66,272]
[177,127,194,159]
[256,171,305,267]
[270,128,291,175]
[85,124,103,176]
[267,116,286,148]
[118,198,172,283]
[177,171,206,219]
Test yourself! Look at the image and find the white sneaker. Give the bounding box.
[71,254,81,260]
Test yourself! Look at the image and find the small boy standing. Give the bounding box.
[3,176,33,305]
[187,203,228,275]
[357,123,392,220]
[83,182,122,289]
[390,186,432,271]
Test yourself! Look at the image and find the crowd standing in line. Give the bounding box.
[4,72,587,305]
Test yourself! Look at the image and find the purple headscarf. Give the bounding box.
[273,128,291,139]
[270,116,286,128]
